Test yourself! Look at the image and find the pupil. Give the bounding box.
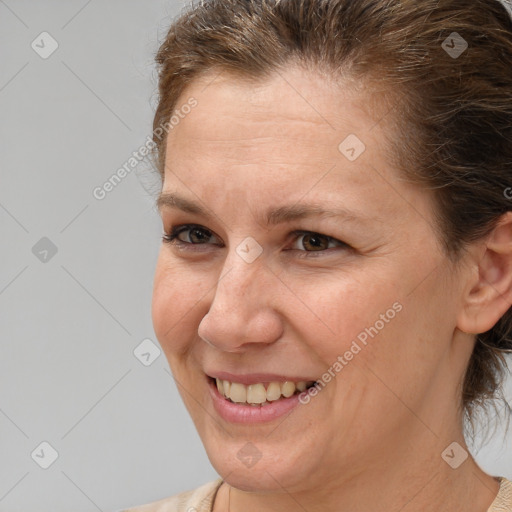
[304,234,327,251]
[191,228,209,243]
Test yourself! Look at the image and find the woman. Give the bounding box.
[124,0,512,510]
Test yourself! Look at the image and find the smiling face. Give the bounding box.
[151,65,473,494]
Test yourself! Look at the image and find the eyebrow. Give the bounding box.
[156,192,374,226]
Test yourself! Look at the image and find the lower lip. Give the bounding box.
[208,377,304,424]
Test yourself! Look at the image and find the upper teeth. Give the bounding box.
[215,378,314,405]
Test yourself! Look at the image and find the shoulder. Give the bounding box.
[120,478,224,512]
[488,477,512,512]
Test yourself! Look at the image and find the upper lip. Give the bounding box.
[206,371,317,385]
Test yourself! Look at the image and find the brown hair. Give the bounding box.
[151,0,512,436]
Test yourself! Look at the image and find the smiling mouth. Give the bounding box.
[210,377,318,406]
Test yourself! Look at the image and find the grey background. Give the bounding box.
[0,1,511,511]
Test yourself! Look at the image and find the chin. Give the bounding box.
[205,441,311,492]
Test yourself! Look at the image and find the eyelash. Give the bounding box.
[161,223,351,258]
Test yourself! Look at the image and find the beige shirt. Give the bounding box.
[122,476,512,511]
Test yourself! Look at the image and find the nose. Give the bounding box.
[197,248,284,353]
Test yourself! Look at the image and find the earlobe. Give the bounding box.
[457,212,512,335]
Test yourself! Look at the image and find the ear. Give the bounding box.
[457,212,512,335]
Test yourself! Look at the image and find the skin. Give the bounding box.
[151,65,512,512]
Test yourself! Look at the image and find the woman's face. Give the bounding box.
[152,66,470,493]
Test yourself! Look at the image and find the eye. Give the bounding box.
[162,224,223,247]
[162,224,351,257]
[288,230,350,255]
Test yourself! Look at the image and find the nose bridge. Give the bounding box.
[198,244,283,349]
[211,246,266,318]
[215,231,269,298]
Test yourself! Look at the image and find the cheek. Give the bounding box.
[284,271,399,362]
[293,267,438,388]
[333,271,458,408]
[151,255,209,355]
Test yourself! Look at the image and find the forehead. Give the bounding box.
[167,66,374,149]
[160,66,425,227]
[165,68,379,175]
